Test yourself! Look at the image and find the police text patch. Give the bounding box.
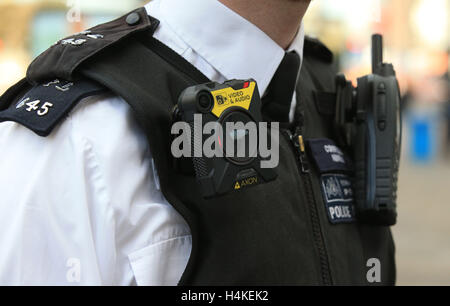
[307,138,352,174]
[320,174,355,224]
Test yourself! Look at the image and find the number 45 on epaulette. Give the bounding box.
[0,79,106,137]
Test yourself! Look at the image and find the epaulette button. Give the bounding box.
[126,12,141,26]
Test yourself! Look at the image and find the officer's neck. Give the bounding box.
[219,0,310,50]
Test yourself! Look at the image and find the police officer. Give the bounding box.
[0,0,395,285]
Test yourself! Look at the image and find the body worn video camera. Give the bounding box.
[174,79,277,198]
[334,35,401,226]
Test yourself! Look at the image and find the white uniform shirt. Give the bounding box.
[0,0,305,285]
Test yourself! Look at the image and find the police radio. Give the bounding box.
[334,34,401,226]
[174,79,277,198]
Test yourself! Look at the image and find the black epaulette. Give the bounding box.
[0,7,159,137]
[0,79,106,136]
[27,7,159,84]
[304,36,334,64]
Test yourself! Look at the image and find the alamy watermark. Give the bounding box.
[171,114,280,169]
[66,257,81,283]
[66,0,81,23]
[366,258,381,283]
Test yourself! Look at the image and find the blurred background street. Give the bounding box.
[395,157,450,285]
[0,0,449,285]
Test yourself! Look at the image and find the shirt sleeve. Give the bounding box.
[0,93,191,286]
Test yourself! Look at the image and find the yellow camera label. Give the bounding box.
[234,176,259,190]
[210,81,256,118]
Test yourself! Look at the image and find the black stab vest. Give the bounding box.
[0,8,395,285]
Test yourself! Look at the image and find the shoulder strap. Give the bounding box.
[304,36,334,64]
[301,37,338,119]
[27,7,159,84]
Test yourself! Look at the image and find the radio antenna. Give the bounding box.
[372,34,383,74]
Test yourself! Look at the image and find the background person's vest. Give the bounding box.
[0,8,395,285]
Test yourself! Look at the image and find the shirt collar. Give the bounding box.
[146,0,304,96]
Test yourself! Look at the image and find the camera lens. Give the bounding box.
[197,91,213,113]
